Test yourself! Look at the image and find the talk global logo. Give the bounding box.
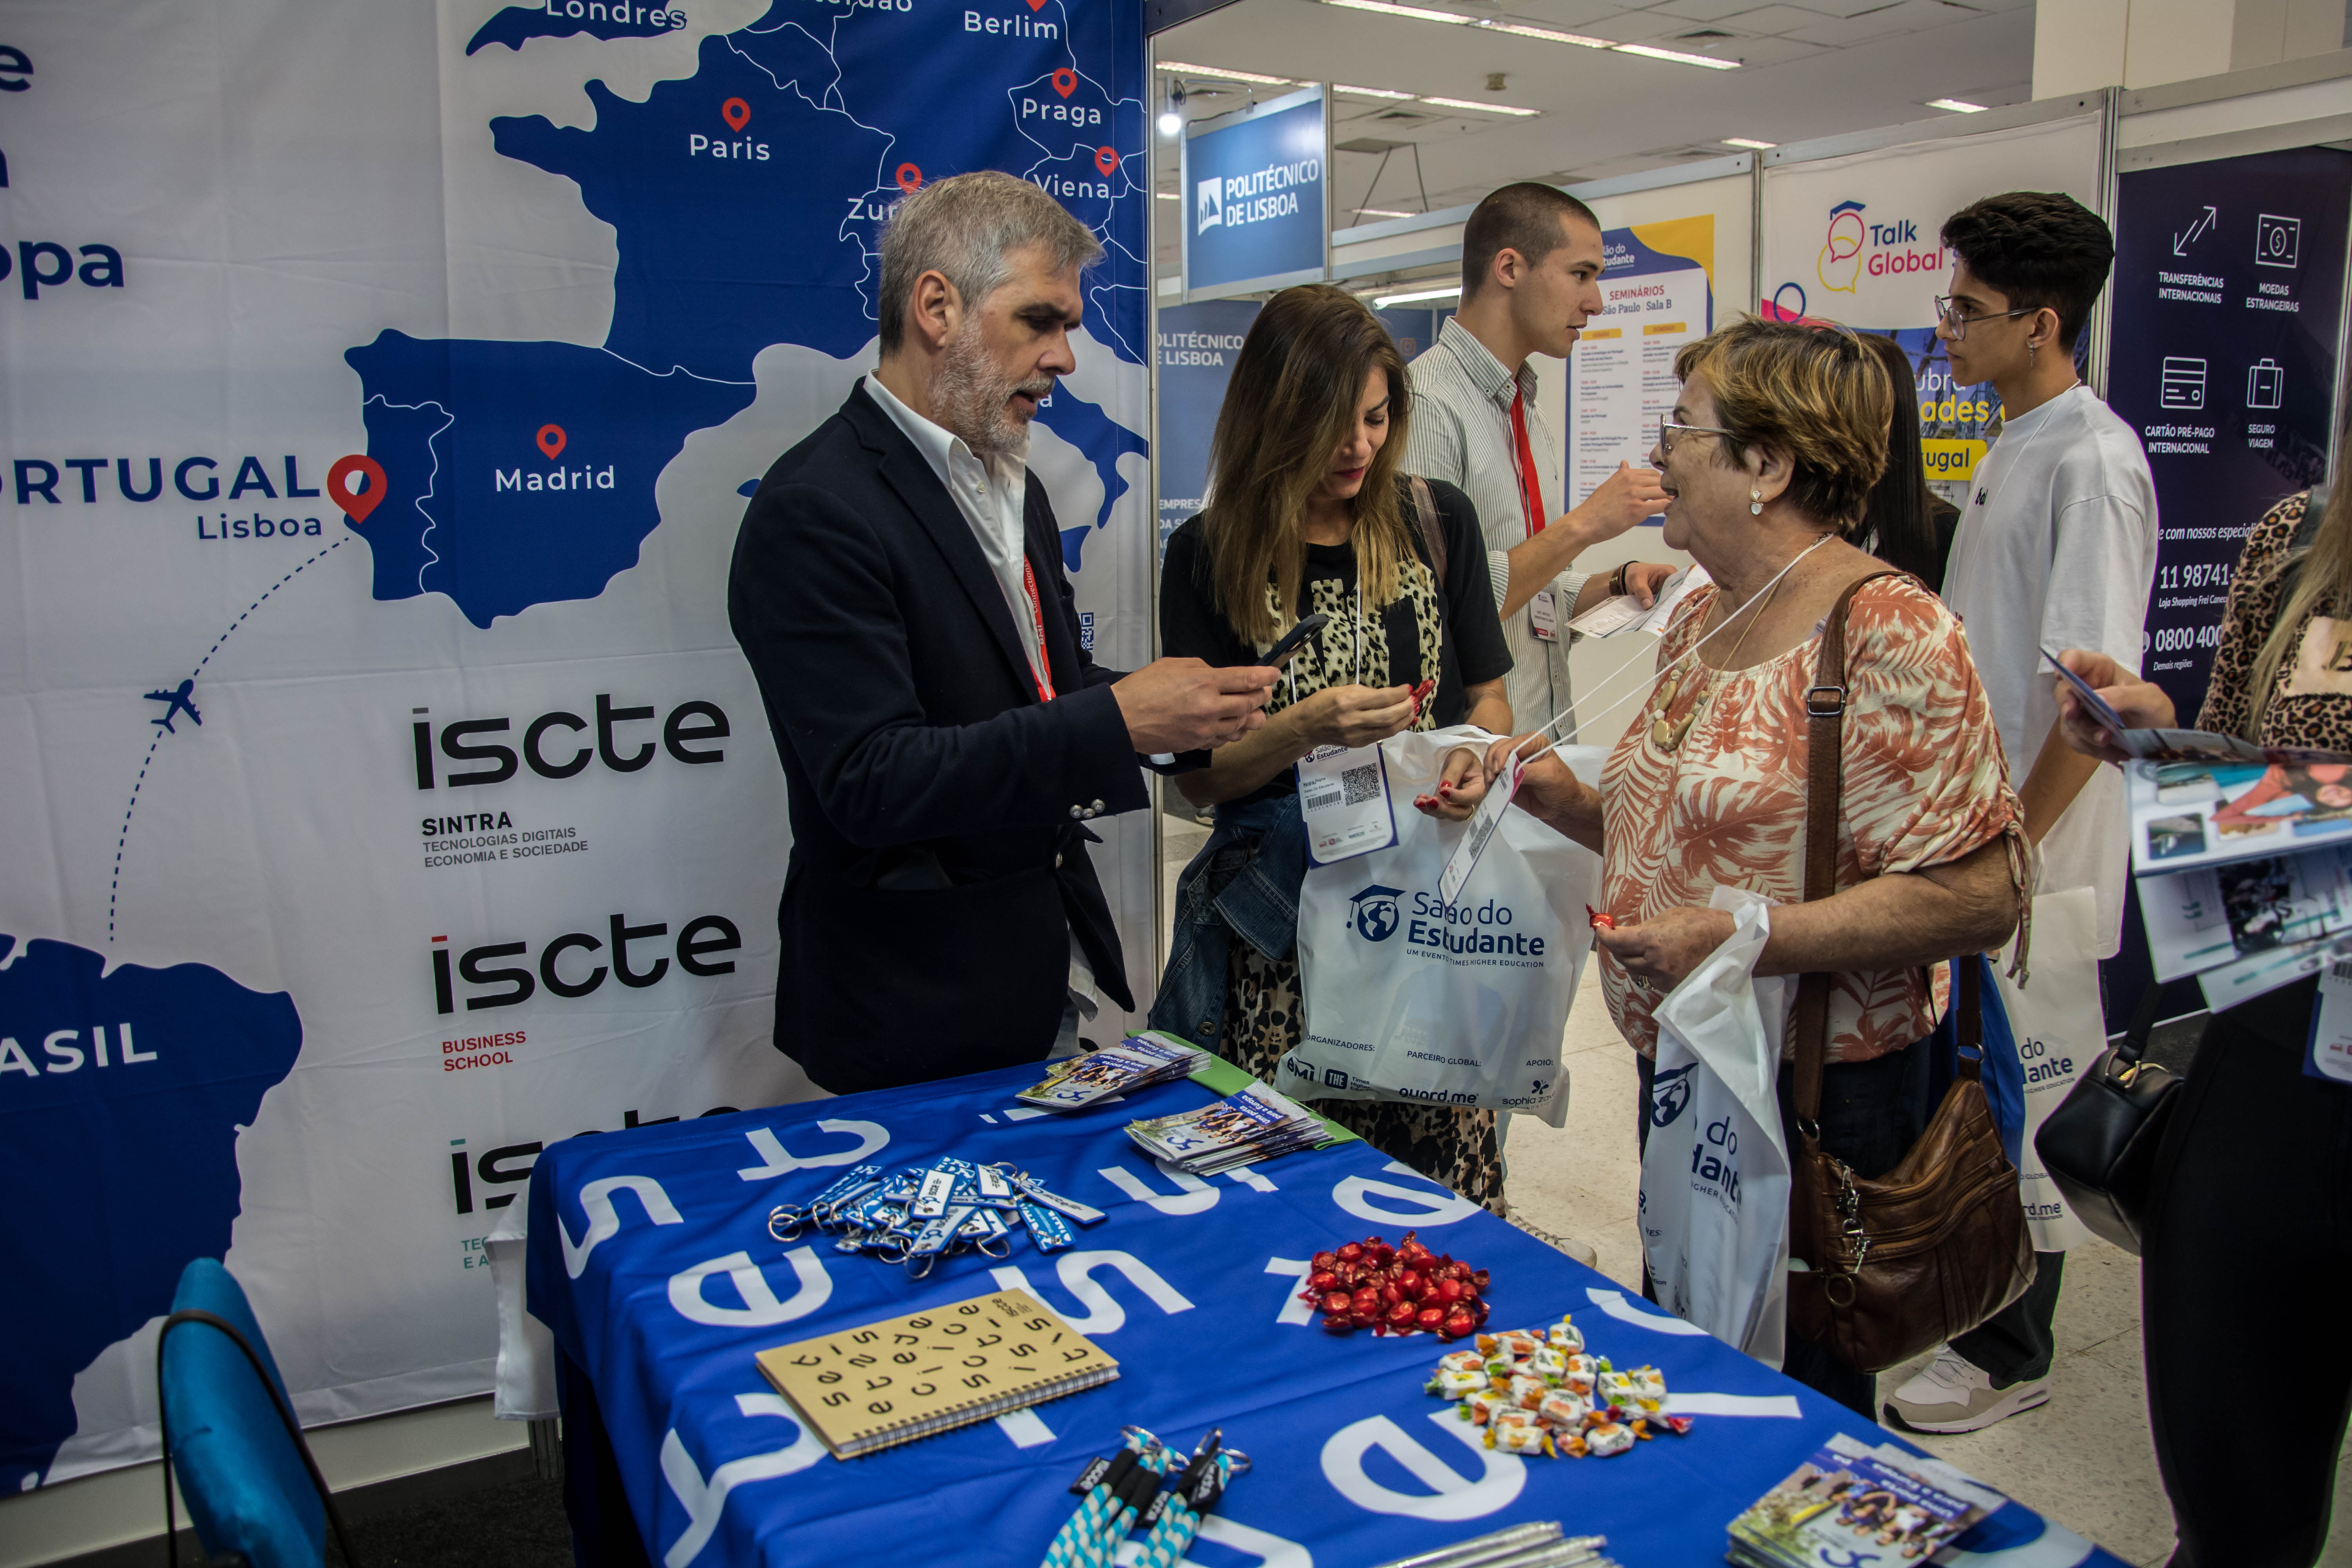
[1818,200,1867,294]
[1348,884,1403,942]
[1195,176,1223,232]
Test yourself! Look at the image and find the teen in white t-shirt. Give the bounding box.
[1886,191,2156,1441]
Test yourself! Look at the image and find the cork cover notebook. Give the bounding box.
[754,1286,1118,1459]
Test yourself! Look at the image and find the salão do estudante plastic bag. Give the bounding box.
[1638,886,1793,1367]
[1283,728,1601,1127]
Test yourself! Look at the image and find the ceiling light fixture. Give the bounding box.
[1333,83,1417,99]
[1156,191,1180,200]
[1474,19,1608,46]
[1155,59,1295,85]
[1926,98,1989,113]
[1612,42,1739,69]
[1354,207,1416,218]
[1320,0,1472,24]
[1419,95,1540,116]
[1374,284,1463,307]
[1721,137,1775,150]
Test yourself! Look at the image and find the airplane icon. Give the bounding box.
[145,679,201,734]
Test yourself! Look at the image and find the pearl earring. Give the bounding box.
[1749,488,1763,516]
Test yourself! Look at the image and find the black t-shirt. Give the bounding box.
[1159,475,1513,804]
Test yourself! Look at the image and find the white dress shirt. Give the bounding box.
[1402,316,1587,739]
[862,374,1099,1031]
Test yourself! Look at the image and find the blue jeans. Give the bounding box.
[1148,794,1307,1051]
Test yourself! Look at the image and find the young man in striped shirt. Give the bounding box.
[1401,182,1676,742]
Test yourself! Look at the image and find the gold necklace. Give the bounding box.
[1649,574,1788,751]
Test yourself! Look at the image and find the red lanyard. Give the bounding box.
[1510,386,1546,538]
[1020,557,1057,703]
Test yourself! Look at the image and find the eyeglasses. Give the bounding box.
[1932,295,2039,340]
[1658,418,1735,457]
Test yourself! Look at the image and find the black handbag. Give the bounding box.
[2031,985,2181,1256]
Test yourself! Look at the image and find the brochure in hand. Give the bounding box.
[1124,1081,1327,1175]
[1015,1032,1209,1113]
[1725,1432,2003,1568]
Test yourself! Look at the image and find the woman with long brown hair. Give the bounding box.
[1149,284,1515,1211]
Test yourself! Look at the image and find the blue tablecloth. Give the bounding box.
[526,1063,2127,1568]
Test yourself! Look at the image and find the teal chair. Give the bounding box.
[156,1259,358,1567]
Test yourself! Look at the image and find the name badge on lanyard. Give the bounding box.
[1530,588,1559,643]
[1297,743,1398,864]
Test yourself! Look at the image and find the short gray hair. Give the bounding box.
[877,171,1103,352]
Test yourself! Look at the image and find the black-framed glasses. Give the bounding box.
[1932,295,2039,340]
[1658,418,1735,457]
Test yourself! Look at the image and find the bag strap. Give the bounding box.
[1791,569,1915,1135]
[1407,474,1448,588]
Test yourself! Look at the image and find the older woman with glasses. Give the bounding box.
[1485,316,2030,1413]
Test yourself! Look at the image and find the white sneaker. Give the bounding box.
[1884,1348,2050,1434]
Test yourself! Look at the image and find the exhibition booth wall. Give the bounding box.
[7,8,2352,1561]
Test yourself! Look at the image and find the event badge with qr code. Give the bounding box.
[1296,743,1397,865]
[2305,957,2352,1084]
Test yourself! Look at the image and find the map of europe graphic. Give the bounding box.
[4,0,1145,1491]
[352,0,1150,627]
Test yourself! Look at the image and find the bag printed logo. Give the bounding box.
[1649,1062,1697,1129]
[1348,884,1403,942]
[1288,730,1600,1127]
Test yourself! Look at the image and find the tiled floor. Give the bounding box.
[1153,835,2352,1565]
[1505,965,2352,1568]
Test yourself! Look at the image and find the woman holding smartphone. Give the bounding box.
[2051,479,2352,1568]
[1149,285,1515,1212]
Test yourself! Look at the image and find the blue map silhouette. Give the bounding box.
[466,3,686,54]
[344,0,1148,624]
[0,935,301,1492]
[345,332,755,626]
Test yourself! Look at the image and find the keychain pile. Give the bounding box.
[1426,1313,1693,1458]
[767,1157,1105,1278]
[1040,1428,1247,1568]
[1302,1231,1492,1339]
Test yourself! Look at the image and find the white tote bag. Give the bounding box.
[1285,729,1601,1127]
[1638,887,1794,1367]
[1993,886,2098,1254]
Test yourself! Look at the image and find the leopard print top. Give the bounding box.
[2198,492,2352,750]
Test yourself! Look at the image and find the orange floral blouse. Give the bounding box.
[1597,575,2027,1063]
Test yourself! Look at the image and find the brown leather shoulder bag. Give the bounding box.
[1783,573,2037,1374]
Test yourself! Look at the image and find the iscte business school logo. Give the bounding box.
[1195,176,1224,232]
[1348,884,1403,942]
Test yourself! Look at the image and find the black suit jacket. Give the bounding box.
[728,384,1147,1094]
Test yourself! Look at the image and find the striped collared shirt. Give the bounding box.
[1401,316,1588,739]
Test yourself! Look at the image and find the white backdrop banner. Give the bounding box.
[0,0,1151,1490]
[1759,113,2106,334]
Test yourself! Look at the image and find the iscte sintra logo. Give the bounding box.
[1348,884,1403,942]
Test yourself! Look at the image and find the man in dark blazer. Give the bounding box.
[730,172,1274,1094]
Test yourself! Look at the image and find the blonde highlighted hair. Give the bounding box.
[2245,485,2352,738]
[1201,285,1416,647]
[1672,316,1893,533]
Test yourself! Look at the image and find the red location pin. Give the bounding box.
[537,424,568,461]
[721,97,751,132]
[895,163,922,192]
[1051,68,1077,99]
[327,455,388,525]
[1094,145,1120,177]
[1024,0,1047,11]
